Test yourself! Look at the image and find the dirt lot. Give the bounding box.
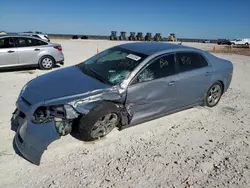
[209,46,250,56]
[0,40,250,188]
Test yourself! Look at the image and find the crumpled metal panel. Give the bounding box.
[66,85,132,126]
[14,118,60,166]
[125,74,180,125]
[69,86,125,113]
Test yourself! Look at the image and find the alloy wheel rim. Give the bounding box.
[207,85,222,106]
[91,113,118,138]
[42,58,53,68]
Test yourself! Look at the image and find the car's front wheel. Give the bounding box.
[39,56,54,70]
[77,102,120,141]
[205,82,223,107]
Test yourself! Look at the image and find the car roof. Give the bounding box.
[0,34,51,44]
[118,42,194,55]
[0,34,43,39]
[19,33,46,36]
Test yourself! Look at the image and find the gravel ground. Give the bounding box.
[0,40,250,188]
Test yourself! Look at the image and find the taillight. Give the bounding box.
[53,46,62,51]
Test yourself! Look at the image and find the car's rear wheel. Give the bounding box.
[39,56,54,70]
[205,82,223,107]
[77,102,120,141]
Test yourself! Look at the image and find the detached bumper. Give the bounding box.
[11,109,60,165]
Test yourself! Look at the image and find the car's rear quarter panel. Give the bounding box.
[38,45,64,63]
[204,52,233,92]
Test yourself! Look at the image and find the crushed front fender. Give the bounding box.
[13,119,60,166]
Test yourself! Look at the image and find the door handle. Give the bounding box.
[168,81,177,86]
[205,72,212,76]
[7,50,15,53]
[34,48,40,51]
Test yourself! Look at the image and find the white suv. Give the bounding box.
[18,32,50,42]
[231,38,250,45]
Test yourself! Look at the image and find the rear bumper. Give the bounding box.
[11,108,60,165]
[53,52,64,65]
[56,60,64,65]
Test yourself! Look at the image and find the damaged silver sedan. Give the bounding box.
[11,42,233,165]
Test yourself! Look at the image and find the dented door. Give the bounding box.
[126,75,179,125]
[125,53,179,125]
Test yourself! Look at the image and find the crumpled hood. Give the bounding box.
[21,66,109,104]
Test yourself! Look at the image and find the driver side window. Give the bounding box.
[131,54,176,85]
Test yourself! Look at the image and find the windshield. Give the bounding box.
[77,47,148,85]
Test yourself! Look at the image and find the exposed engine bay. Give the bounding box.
[32,105,79,136]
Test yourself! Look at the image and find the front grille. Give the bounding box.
[21,97,31,106]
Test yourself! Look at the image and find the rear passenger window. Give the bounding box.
[134,54,176,84]
[176,52,208,72]
[17,38,35,47]
[17,38,47,47]
[35,39,47,46]
[26,38,35,46]
[199,54,209,67]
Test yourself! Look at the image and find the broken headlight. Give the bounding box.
[32,105,79,136]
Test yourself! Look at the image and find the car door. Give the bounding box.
[125,53,180,125]
[16,37,41,65]
[0,37,18,67]
[175,52,212,108]
[236,39,243,45]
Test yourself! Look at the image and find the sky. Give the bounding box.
[0,0,250,39]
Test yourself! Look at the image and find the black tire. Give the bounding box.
[38,56,55,70]
[245,43,249,46]
[204,82,223,107]
[231,42,235,45]
[77,102,120,141]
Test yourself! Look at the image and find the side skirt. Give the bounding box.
[0,64,38,72]
[119,102,202,131]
